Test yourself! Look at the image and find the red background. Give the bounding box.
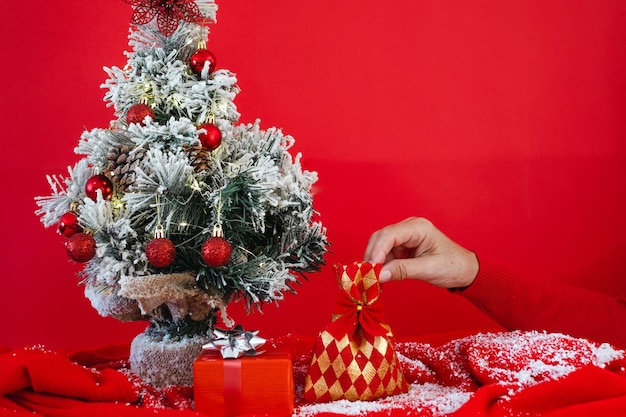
[1,1,625,350]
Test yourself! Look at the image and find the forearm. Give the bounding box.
[458,261,626,349]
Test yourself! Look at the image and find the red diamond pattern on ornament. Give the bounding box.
[123,0,205,36]
[340,262,381,306]
[303,262,409,403]
[306,330,406,402]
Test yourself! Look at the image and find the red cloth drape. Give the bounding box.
[2,331,626,417]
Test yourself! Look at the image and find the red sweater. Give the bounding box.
[459,262,626,349]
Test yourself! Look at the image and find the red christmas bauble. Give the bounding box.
[201,236,232,267]
[85,174,114,201]
[58,211,82,237]
[198,123,222,151]
[189,48,216,75]
[126,103,155,125]
[146,237,176,268]
[66,233,96,263]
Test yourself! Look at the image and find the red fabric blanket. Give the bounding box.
[2,331,626,417]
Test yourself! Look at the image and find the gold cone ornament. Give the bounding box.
[304,262,409,402]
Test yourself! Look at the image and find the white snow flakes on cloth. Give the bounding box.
[292,330,625,417]
[296,383,471,416]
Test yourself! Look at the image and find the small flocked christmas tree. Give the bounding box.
[35,0,328,387]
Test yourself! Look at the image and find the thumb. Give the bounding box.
[380,258,432,283]
[380,258,419,282]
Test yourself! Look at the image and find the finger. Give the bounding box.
[364,217,428,263]
[364,230,387,264]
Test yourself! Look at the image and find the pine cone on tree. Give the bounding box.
[106,145,150,193]
[183,142,213,173]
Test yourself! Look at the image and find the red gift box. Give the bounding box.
[193,348,294,417]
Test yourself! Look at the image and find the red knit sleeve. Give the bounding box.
[458,261,626,349]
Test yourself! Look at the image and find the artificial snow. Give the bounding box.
[296,383,472,417]
[292,330,625,416]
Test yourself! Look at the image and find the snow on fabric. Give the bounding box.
[296,330,625,416]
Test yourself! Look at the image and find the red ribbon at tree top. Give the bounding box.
[123,0,204,36]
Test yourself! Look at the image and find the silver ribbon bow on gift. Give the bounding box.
[202,325,266,359]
